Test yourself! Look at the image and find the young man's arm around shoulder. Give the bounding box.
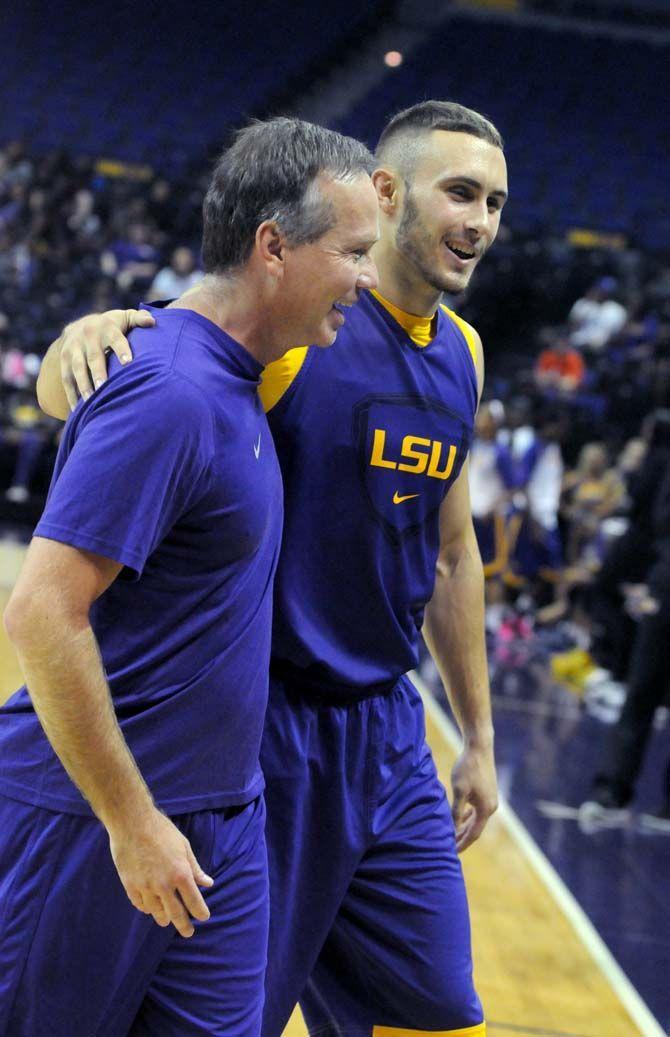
[37,308,154,419]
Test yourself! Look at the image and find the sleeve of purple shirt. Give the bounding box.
[35,370,213,578]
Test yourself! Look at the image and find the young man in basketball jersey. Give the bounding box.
[37,101,508,1036]
[0,119,379,1037]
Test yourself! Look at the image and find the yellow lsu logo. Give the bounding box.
[370,429,457,480]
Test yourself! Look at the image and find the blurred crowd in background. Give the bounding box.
[0,140,206,513]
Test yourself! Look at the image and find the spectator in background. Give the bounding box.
[469,401,515,581]
[0,141,33,190]
[534,327,585,394]
[66,188,101,242]
[0,183,27,232]
[2,342,30,389]
[581,448,670,832]
[560,443,624,565]
[569,276,628,355]
[1,342,59,509]
[147,177,176,235]
[581,411,670,705]
[3,384,57,505]
[0,227,34,294]
[536,443,624,627]
[148,246,202,301]
[100,221,159,295]
[503,401,565,587]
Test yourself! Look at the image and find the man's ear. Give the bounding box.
[372,168,402,216]
[255,220,285,278]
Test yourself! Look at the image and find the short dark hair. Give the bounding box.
[202,117,375,273]
[376,100,504,178]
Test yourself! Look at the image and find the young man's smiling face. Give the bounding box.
[394,130,508,297]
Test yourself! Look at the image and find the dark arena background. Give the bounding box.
[1,1,669,1034]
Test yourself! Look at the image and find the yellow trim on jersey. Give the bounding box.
[370,288,479,366]
[258,297,478,413]
[371,289,435,349]
[373,1023,486,1036]
[258,346,309,413]
[440,304,479,371]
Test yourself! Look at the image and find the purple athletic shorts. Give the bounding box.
[0,794,268,1036]
[260,673,484,1037]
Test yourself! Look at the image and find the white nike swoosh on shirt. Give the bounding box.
[254,435,261,459]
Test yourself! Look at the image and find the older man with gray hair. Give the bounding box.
[0,117,379,1037]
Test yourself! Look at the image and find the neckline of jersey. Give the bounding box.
[368,289,439,350]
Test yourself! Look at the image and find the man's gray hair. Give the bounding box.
[202,117,375,273]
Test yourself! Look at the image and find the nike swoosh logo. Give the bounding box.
[393,491,420,504]
[254,435,261,459]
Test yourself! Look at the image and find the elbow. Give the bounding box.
[36,375,60,420]
[4,587,54,650]
[435,540,469,578]
[3,591,30,648]
[5,582,90,651]
[436,540,484,584]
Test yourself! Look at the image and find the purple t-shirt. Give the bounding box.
[0,306,283,815]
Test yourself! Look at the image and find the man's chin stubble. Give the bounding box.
[396,231,473,297]
[426,266,471,296]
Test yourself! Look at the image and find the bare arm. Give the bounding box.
[4,537,212,936]
[422,462,497,852]
[4,537,150,822]
[37,309,154,419]
[422,326,497,852]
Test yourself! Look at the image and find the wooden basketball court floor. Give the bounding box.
[0,538,664,1037]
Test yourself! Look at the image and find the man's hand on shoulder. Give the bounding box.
[37,308,154,419]
[58,308,154,406]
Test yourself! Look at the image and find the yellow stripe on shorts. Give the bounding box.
[373,1022,486,1037]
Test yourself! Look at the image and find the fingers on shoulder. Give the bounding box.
[99,324,133,366]
[125,307,155,328]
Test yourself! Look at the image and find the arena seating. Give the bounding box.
[0,0,387,170]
